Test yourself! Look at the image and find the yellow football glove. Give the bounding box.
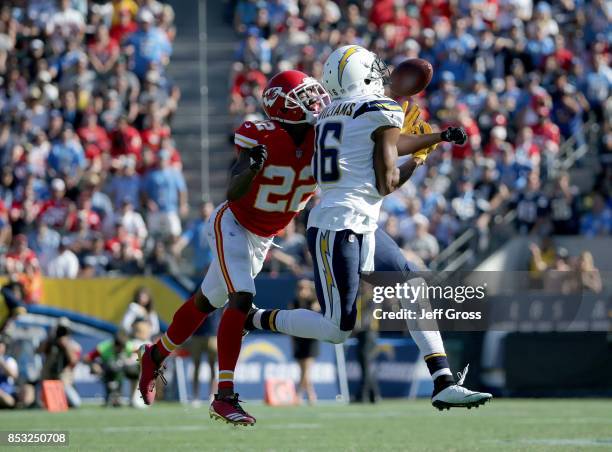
[412,120,438,164]
[401,101,421,135]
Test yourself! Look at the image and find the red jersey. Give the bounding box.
[141,125,171,151]
[6,249,38,272]
[39,199,73,229]
[111,126,142,160]
[78,125,111,160]
[531,121,561,147]
[66,209,102,232]
[228,120,316,237]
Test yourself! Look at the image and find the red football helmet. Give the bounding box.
[261,70,330,124]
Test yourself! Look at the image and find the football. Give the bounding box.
[389,58,433,97]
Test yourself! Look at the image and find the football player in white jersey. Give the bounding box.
[247,45,492,410]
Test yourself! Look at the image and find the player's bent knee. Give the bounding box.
[320,321,352,344]
[329,329,352,344]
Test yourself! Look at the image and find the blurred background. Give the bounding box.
[0,0,610,409]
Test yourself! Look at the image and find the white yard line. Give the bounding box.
[483,438,612,447]
[66,423,322,433]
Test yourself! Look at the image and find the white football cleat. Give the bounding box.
[431,364,492,411]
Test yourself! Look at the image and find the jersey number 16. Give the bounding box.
[314,122,343,183]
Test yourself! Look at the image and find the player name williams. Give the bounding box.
[373,308,482,320]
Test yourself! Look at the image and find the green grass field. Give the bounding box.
[0,399,611,451]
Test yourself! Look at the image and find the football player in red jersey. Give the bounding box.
[137,70,329,425]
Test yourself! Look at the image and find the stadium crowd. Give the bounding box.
[229,0,612,272]
[0,0,186,302]
[0,0,610,287]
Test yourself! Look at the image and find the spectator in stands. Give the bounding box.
[109,58,141,111]
[407,216,439,265]
[531,245,576,294]
[551,73,590,144]
[173,201,214,276]
[548,172,580,235]
[398,198,428,244]
[580,192,612,237]
[68,193,102,234]
[109,198,148,246]
[513,171,549,234]
[140,111,170,152]
[105,156,141,208]
[84,173,114,228]
[110,5,138,43]
[79,235,110,277]
[141,150,187,239]
[28,220,61,275]
[47,238,79,279]
[39,178,73,231]
[108,241,144,275]
[229,62,267,116]
[121,287,160,339]
[237,27,272,74]
[576,251,603,294]
[46,0,86,38]
[145,239,177,275]
[5,234,38,276]
[528,237,556,285]
[77,110,111,170]
[137,70,179,121]
[123,9,172,79]
[47,125,86,179]
[585,53,611,120]
[451,178,478,226]
[0,0,182,282]
[111,116,142,161]
[88,24,120,77]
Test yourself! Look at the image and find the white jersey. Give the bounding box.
[308,94,404,233]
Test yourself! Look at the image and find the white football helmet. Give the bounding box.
[321,45,390,100]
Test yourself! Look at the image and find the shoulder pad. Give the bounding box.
[353,99,403,119]
[234,121,271,149]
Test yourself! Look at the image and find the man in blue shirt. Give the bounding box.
[580,193,612,237]
[141,150,187,238]
[174,201,214,276]
[47,125,85,178]
[124,10,172,79]
[105,156,141,208]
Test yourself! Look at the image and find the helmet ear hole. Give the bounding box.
[364,79,371,85]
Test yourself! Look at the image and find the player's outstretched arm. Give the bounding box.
[397,127,467,158]
[397,102,443,157]
[373,126,400,196]
[397,132,443,157]
[226,145,267,201]
[373,126,423,196]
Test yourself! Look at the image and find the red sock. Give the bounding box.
[217,307,247,391]
[156,295,208,359]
